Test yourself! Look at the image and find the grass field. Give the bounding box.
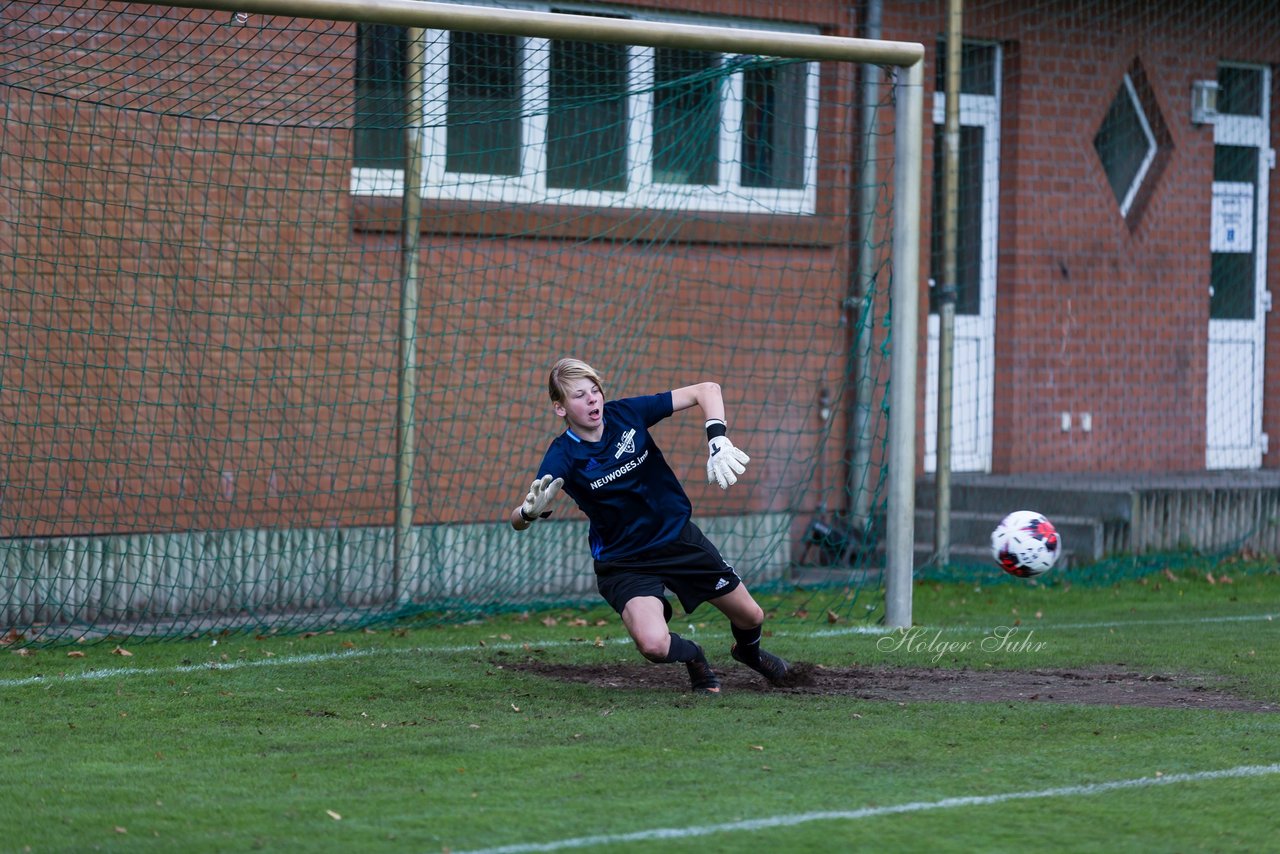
[2,562,1278,853]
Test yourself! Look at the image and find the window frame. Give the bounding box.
[350,3,820,215]
[1097,72,1158,217]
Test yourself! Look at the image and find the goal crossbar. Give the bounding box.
[142,0,924,65]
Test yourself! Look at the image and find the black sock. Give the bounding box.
[663,632,701,664]
[732,624,763,662]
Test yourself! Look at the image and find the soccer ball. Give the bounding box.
[991,510,1061,577]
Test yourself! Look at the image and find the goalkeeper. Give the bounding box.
[510,357,791,694]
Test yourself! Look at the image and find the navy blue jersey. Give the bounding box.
[537,393,692,561]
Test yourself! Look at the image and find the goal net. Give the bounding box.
[0,0,922,643]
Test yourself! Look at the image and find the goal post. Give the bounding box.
[0,0,925,641]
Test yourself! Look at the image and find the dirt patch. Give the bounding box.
[508,659,1277,713]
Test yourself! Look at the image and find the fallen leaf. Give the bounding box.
[510,704,521,713]
[541,617,558,627]
[67,650,87,658]
[114,826,127,834]
[112,647,133,657]
[749,744,764,751]
[326,809,342,820]
[826,610,841,624]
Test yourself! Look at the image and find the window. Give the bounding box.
[741,62,808,189]
[351,6,818,213]
[1093,73,1157,216]
[447,32,522,177]
[1218,64,1264,117]
[546,38,628,191]
[1210,144,1260,320]
[652,48,719,186]
[929,124,984,315]
[353,23,407,169]
[934,40,998,96]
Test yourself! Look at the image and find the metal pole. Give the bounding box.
[849,0,882,531]
[934,0,963,566]
[886,59,924,629]
[394,27,425,602]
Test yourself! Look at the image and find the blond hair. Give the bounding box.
[547,358,605,404]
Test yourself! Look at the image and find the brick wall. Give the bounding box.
[1,1,862,539]
[883,0,1280,474]
[6,0,1280,543]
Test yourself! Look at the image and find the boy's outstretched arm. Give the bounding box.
[670,382,751,489]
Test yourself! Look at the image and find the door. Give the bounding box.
[1207,63,1271,469]
[925,43,1001,473]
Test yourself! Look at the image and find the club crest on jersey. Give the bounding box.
[614,428,637,459]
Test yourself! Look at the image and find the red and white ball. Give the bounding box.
[991,510,1061,577]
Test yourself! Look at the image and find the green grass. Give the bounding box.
[2,565,1278,853]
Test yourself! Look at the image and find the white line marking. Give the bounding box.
[449,764,1280,854]
[0,639,632,689]
[811,611,1279,637]
[1,612,1273,690]
[0,648,381,688]
[1025,612,1277,631]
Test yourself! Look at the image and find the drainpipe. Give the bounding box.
[849,0,882,532]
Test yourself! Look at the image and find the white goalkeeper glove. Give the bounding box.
[706,420,750,489]
[519,474,563,522]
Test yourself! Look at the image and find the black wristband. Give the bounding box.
[705,419,727,441]
[519,506,536,522]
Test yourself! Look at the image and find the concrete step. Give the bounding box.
[910,509,1105,562]
[916,480,1133,523]
[800,503,1109,573]
[909,539,1078,572]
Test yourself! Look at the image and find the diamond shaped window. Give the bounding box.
[1094,73,1158,216]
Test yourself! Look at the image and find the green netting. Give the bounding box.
[0,1,904,644]
[10,1,1276,648]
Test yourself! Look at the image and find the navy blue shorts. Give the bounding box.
[595,520,742,620]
